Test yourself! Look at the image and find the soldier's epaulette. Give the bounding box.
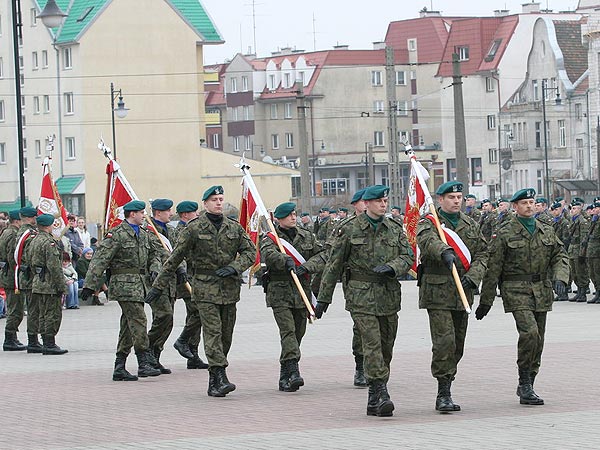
[104,232,113,239]
[187,216,199,224]
[385,216,404,229]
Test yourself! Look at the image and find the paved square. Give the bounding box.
[1,281,598,449]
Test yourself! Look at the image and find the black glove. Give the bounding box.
[295,264,308,277]
[80,287,94,301]
[144,287,162,304]
[475,304,491,320]
[176,271,188,285]
[460,276,476,291]
[314,302,329,319]
[215,266,237,277]
[578,256,587,264]
[149,271,159,283]
[441,249,457,271]
[284,256,296,273]
[373,264,395,275]
[553,280,567,296]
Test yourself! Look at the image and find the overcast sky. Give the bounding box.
[200,0,579,64]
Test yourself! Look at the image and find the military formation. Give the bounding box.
[2,179,599,418]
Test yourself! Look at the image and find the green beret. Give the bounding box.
[176,201,198,214]
[319,207,330,213]
[202,185,224,201]
[151,198,173,211]
[481,198,491,205]
[9,210,21,220]
[362,185,390,201]
[338,207,348,212]
[351,188,367,204]
[535,197,547,204]
[435,181,463,195]
[510,188,536,202]
[464,194,476,199]
[572,200,583,207]
[123,200,146,212]
[594,196,600,202]
[391,205,401,211]
[571,197,585,205]
[586,204,594,211]
[300,212,310,217]
[20,206,38,218]
[329,208,337,214]
[554,196,564,202]
[550,201,562,210]
[498,198,509,204]
[273,202,296,219]
[594,201,600,208]
[36,214,55,226]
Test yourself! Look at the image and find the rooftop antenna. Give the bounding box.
[252,0,257,55]
[312,12,317,51]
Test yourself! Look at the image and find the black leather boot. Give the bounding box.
[279,361,290,391]
[173,331,194,359]
[366,384,378,415]
[91,295,104,306]
[27,334,43,354]
[42,335,68,355]
[588,291,600,304]
[569,290,586,302]
[152,349,171,374]
[435,379,460,412]
[207,368,224,397]
[136,351,161,377]
[367,381,394,417]
[112,352,138,381]
[518,369,544,405]
[187,346,208,369]
[577,287,588,302]
[284,359,304,392]
[214,366,236,396]
[3,331,27,351]
[353,355,368,387]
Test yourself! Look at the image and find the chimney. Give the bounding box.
[333,44,349,50]
[419,7,441,18]
[494,9,510,17]
[522,2,541,13]
[373,41,386,50]
[280,46,294,55]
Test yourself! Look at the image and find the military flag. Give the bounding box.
[104,158,138,231]
[403,156,430,277]
[37,157,69,239]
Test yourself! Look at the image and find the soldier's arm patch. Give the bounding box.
[105,232,113,239]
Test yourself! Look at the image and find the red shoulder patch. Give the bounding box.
[105,233,113,239]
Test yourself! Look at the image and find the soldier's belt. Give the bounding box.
[189,268,216,276]
[421,265,451,276]
[349,271,391,283]
[110,268,146,275]
[268,273,292,282]
[502,274,547,282]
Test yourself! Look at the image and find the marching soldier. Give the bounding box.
[316,185,414,417]
[567,200,590,302]
[492,198,512,234]
[479,199,497,241]
[260,202,324,392]
[298,213,313,232]
[390,205,403,222]
[534,198,553,225]
[146,186,255,397]
[337,207,349,220]
[550,201,570,301]
[585,201,600,304]
[464,194,481,222]
[82,200,162,380]
[171,200,208,369]
[1,210,26,351]
[417,181,488,413]
[29,214,68,355]
[314,207,334,243]
[477,188,569,406]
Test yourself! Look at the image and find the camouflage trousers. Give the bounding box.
[198,302,236,368]
[272,307,307,362]
[33,293,62,337]
[427,309,468,381]
[587,257,600,291]
[351,321,363,358]
[117,301,150,355]
[350,312,398,383]
[4,289,25,333]
[569,257,589,290]
[148,293,174,352]
[181,296,202,348]
[24,290,41,335]
[512,310,547,376]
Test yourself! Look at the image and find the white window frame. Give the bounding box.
[212,133,220,149]
[284,73,291,88]
[532,80,539,101]
[285,132,294,148]
[284,102,292,119]
[42,50,48,68]
[32,51,38,70]
[30,8,37,26]
[230,107,238,121]
[395,71,406,86]
[0,142,6,164]
[63,47,72,69]
[558,120,566,147]
[298,71,305,85]
[408,39,417,51]
[371,70,383,86]
[271,134,280,149]
[35,139,42,158]
[269,74,276,90]
[486,77,495,92]
[396,100,408,116]
[0,100,4,121]
[233,136,240,152]
[374,100,384,113]
[487,114,496,130]
[456,46,469,61]
[245,136,251,151]
[43,95,50,113]
[270,104,278,119]
[243,105,250,121]
[230,77,237,93]
[65,137,76,159]
[489,148,498,164]
[0,57,3,78]
[64,92,74,114]
[241,75,248,91]
[374,131,385,147]
[33,96,40,114]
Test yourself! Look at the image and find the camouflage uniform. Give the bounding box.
[492,210,512,235]
[417,209,488,383]
[16,224,40,339]
[585,216,600,300]
[567,214,590,296]
[84,222,161,355]
[480,215,569,379]
[551,215,570,248]
[314,217,334,244]
[153,212,255,369]
[0,224,25,336]
[479,210,497,241]
[465,206,481,223]
[260,225,324,365]
[318,214,413,384]
[534,210,553,226]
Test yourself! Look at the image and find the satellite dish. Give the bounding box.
[262,156,274,164]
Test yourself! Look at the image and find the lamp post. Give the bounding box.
[541,79,561,199]
[110,82,129,160]
[311,139,325,196]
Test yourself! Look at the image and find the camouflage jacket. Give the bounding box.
[318,214,414,315]
[479,210,497,241]
[417,209,488,310]
[260,225,324,309]
[465,206,481,223]
[153,212,255,305]
[83,221,161,302]
[147,218,177,297]
[552,215,570,249]
[534,210,553,226]
[16,224,38,291]
[480,215,569,312]
[567,215,589,258]
[314,217,334,243]
[172,221,191,299]
[0,224,19,289]
[492,210,512,235]
[30,230,66,295]
[585,216,600,257]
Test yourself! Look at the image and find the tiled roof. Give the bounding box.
[477,16,519,72]
[553,20,587,83]
[168,0,223,43]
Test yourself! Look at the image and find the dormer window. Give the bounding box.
[455,46,469,61]
[485,39,502,62]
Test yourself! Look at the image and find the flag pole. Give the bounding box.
[237,157,316,322]
[404,144,471,314]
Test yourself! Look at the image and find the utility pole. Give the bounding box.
[368,142,375,184]
[297,82,311,213]
[597,116,600,196]
[452,53,469,196]
[385,46,401,206]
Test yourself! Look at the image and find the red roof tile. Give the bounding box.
[553,20,587,84]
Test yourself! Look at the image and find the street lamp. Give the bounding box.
[541,79,561,199]
[110,82,129,159]
[10,0,67,207]
[311,139,325,196]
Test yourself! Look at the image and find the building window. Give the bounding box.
[284,73,291,88]
[558,120,566,147]
[0,142,5,164]
[291,176,302,198]
[532,80,539,101]
[43,95,50,113]
[30,8,37,26]
[447,158,457,181]
[396,71,406,85]
[0,57,3,78]
[0,100,4,121]
[487,114,496,129]
[271,134,279,149]
[32,51,38,70]
[230,77,237,93]
[35,139,41,158]
[270,104,278,119]
[63,47,72,69]
[284,102,292,119]
[233,136,240,152]
[485,39,502,61]
[42,50,48,68]
[285,132,294,148]
[33,96,40,114]
[64,92,74,114]
[455,46,469,61]
[322,178,348,196]
[535,122,541,148]
[212,133,220,149]
[65,137,76,159]
[373,100,384,113]
[471,157,483,186]
[545,121,551,146]
[371,70,383,86]
[374,131,384,147]
[241,75,249,91]
[243,105,250,121]
[485,77,495,92]
[489,148,498,164]
[408,38,417,51]
[298,71,305,85]
[396,100,408,116]
[576,138,584,169]
[245,136,251,151]
[269,74,276,89]
[575,103,582,120]
[230,107,238,121]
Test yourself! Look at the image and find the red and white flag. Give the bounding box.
[37,157,68,239]
[424,214,471,271]
[13,229,33,293]
[239,174,269,282]
[104,159,138,231]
